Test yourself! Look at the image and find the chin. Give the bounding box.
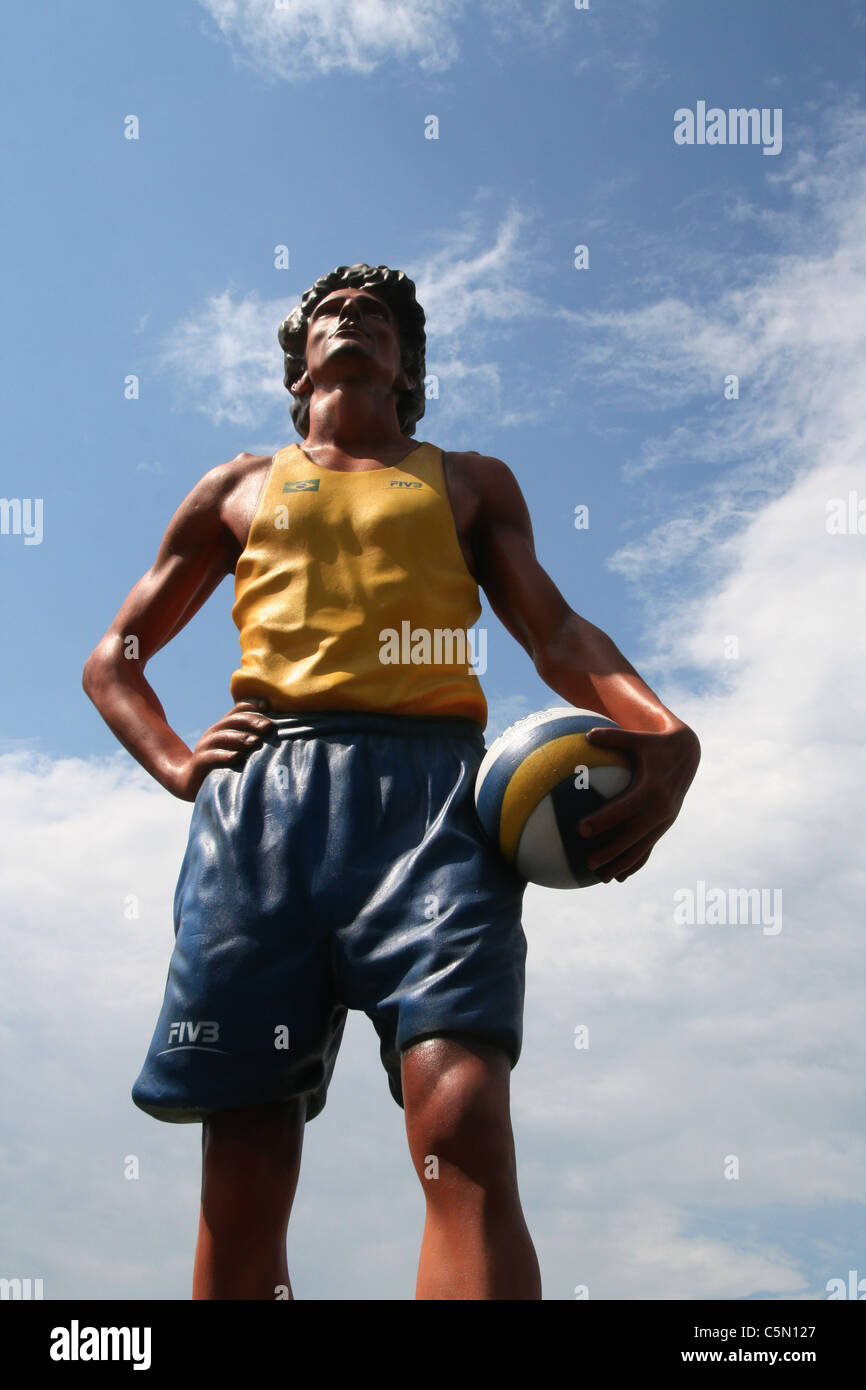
[327,339,369,356]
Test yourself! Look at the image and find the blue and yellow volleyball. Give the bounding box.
[474,707,633,888]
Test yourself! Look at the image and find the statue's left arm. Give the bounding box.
[462,452,701,883]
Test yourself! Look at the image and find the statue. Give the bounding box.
[82,263,700,1299]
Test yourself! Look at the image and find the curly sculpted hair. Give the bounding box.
[277,263,427,438]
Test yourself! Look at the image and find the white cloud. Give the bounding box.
[409,204,552,431]
[557,106,866,616]
[484,691,536,742]
[198,0,467,80]
[157,207,548,436]
[7,669,861,1297]
[501,102,866,1295]
[412,204,544,340]
[196,0,655,85]
[159,287,291,428]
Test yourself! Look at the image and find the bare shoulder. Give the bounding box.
[137,452,272,576]
[448,449,521,486]
[181,451,273,547]
[444,449,528,522]
[228,450,274,474]
[201,450,272,501]
[170,450,261,510]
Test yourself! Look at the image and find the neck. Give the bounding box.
[304,382,408,453]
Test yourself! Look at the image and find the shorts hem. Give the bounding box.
[131,1089,327,1125]
[399,1028,520,1069]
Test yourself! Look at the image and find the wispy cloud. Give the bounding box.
[158,287,291,427]
[157,206,549,435]
[509,102,866,1296]
[560,104,866,605]
[571,0,669,95]
[196,0,658,86]
[412,204,543,339]
[198,0,467,80]
[409,203,551,430]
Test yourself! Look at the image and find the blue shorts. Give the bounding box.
[131,709,527,1124]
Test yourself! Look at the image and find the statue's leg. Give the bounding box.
[192,1097,306,1300]
[132,726,347,1299]
[401,1034,541,1300]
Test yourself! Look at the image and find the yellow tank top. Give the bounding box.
[229,441,487,726]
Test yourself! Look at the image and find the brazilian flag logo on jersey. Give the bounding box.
[283,479,320,492]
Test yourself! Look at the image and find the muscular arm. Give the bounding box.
[465,454,683,732]
[462,452,700,881]
[82,459,247,797]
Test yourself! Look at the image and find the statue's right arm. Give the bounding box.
[81,458,270,800]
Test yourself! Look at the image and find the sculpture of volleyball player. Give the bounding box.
[83,264,700,1300]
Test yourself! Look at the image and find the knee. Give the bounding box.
[404,1049,516,1193]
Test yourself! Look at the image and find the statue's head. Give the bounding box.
[278,263,427,437]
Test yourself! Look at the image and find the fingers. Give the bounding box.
[589,827,668,883]
[584,828,643,877]
[228,698,273,723]
[585,726,650,749]
[194,700,275,767]
[220,713,274,735]
[202,727,264,751]
[584,809,673,871]
[196,727,268,761]
[213,700,274,737]
[195,742,255,772]
[200,727,269,767]
[577,735,644,838]
[578,779,646,838]
[614,847,653,883]
[180,701,275,797]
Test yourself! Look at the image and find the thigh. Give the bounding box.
[342,729,527,1107]
[202,1098,307,1176]
[133,735,346,1124]
[198,1100,307,1261]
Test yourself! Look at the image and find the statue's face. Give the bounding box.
[301,286,406,391]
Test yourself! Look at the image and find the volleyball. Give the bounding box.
[475,706,634,888]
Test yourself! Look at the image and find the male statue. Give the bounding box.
[83,263,700,1299]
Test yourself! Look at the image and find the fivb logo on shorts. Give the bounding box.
[167,1021,220,1045]
[157,1021,226,1058]
[283,479,320,492]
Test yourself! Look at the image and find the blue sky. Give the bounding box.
[2,0,866,1301]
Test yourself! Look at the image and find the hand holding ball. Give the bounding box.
[474,707,634,888]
